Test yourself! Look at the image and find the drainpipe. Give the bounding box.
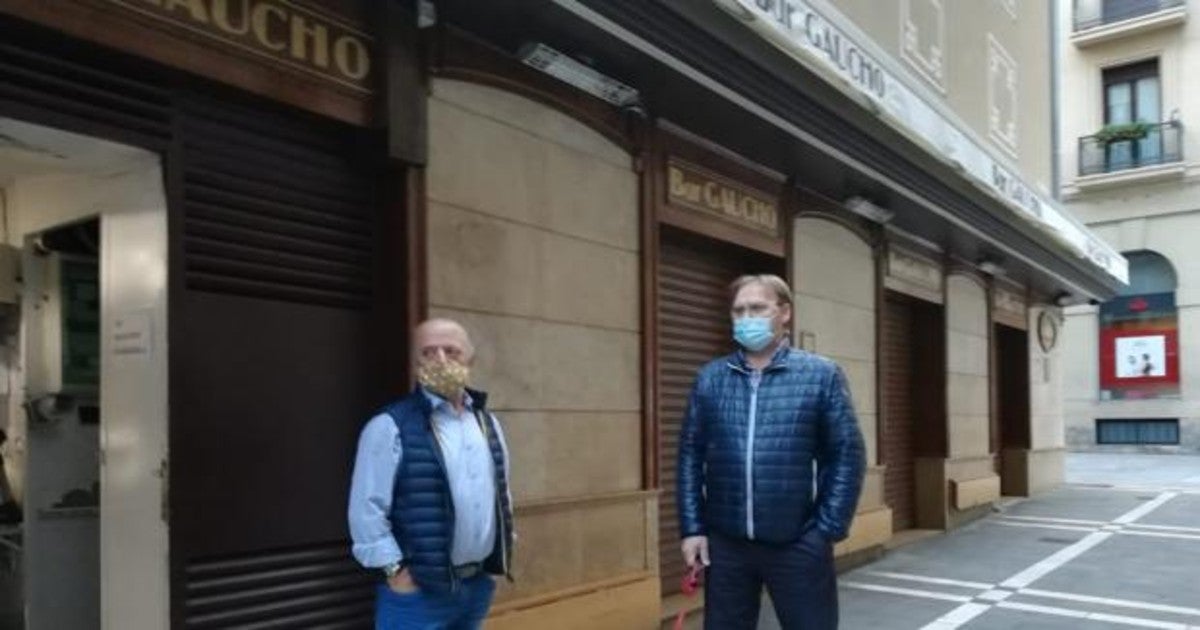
[1051,0,1063,201]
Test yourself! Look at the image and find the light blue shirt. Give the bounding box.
[347,390,512,569]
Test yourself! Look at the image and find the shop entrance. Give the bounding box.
[883,291,945,531]
[994,324,1031,495]
[0,117,170,629]
[655,227,784,594]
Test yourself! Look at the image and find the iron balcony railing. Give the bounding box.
[1078,120,1184,176]
[1074,0,1186,31]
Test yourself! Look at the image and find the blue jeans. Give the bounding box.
[375,574,496,630]
[703,528,838,630]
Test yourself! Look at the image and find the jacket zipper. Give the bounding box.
[746,370,762,540]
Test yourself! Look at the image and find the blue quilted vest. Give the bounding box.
[381,387,514,593]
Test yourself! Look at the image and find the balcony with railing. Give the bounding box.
[1072,0,1187,46]
[1077,120,1184,186]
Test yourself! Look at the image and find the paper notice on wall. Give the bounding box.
[112,310,152,359]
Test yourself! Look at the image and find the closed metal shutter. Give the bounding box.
[883,293,917,531]
[174,93,377,629]
[656,231,782,595]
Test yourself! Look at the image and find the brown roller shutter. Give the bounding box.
[883,293,917,531]
[656,229,782,595]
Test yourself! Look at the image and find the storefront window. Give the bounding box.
[1099,251,1179,400]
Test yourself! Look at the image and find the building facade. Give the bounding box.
[0,1,1124,628]
[1058,0,1200,453]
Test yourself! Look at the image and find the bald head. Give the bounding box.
[413,318,475,366]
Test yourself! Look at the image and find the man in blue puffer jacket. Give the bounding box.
[678,274,866,630]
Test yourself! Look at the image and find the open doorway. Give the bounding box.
[0,117,169,629]
[994,324,1031,495]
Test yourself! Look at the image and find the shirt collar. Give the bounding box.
[420,387,474,413]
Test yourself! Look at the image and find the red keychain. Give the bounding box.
[673,565,703,630]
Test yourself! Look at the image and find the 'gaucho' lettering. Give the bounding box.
[117,0,372,86]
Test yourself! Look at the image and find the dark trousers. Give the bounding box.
[704,529,838,630]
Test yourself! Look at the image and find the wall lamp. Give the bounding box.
[977,259,1005,276]
[843,196,894,224]
[519,43,641,108]
[1053,291,1074,307]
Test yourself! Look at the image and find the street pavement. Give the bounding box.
[756,453,1200,629]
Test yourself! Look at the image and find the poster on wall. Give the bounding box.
[1114,335,1167,379]
[1099,293,1180,400]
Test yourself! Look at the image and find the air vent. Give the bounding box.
[182,542,373,629]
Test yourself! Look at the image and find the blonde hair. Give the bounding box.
[729,274,792,306]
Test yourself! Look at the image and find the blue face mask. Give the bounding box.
[733,317,775,352]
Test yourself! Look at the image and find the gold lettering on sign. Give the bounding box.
[887,249,942,292]
[251,3,286,51]
[211,0,250,35]
[108,0,373,91]
[667,160,779,236]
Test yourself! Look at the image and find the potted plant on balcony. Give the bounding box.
[1093,121,1153,144]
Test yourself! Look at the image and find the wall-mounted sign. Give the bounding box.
[712,0,1128,285]
[885,246,943,303]
[994,286,1027,329]
[666,159,780,237]
[1099,292,1180,400]
[106,0,373,91]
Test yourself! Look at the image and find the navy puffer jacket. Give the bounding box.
[677,343,866,544]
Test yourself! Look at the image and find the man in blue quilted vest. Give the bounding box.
[678,274,866,630]
[348,318,514,629]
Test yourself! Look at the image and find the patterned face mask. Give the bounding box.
[417,359,470,400]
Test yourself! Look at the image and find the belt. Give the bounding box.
[454,562,483,579]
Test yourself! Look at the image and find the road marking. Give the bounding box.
[1020,588,1200,617]
[1126,522,1200,535]
[992,520,1096,533]
[998,514,1107,526]
[841,581,972,603]
[1000,531,1113,589]
[1115,492,1179,524]
[997,601,1191,629]
[861,571,994,590]
[898,491,1181,628]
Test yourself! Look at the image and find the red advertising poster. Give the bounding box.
[1099,293,1180,400]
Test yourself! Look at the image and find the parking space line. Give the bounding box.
[1118,529,1200,542]
[992,519,1096,533]
[862,571,995,590]
[998,514,1107,526]
[996,602,1191,629]
[844,491,1191,628]
[841,581,973,603]
[1126,523,1200,535]
[916,603,992,628]
[1019,587,1200,617]
[1114,492,1180,524]
[1000,531,1113,589]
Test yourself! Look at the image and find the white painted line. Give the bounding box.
[1001,531,1113,589]
[991,520,1096,533]
[841,581,972,603]
[916,602,993,629]
[977,589,1013,602]
[1020,587,1200,617]
[1087,611,1189,629]
[861,571,994,591]
[1118,529,1200,542]
[1114,492,1179,524]
[997,600,1087,618]
[1126,522,1200,535]
[998,601,1192,629]
[998,514,1107,526]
